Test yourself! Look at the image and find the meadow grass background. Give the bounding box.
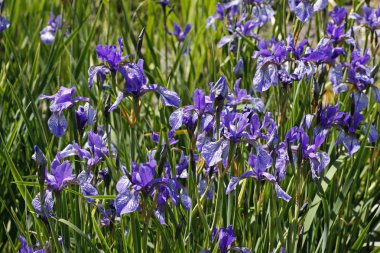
[0,0,380,252]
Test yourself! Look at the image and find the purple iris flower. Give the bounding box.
[211,225,251,253]
[88,37,125,88]
[316,104,345,129]
[115,157,191,224]
[40,13,63,45]
[299,128,330,179]
[226,145,291,202]
[347,49,374,91]
[73,130,109,168]
[350,5,380,32]
[247,111,278,147]
[212,225,236,253]
[286,33,309,59]
[96,37,127,70]
[108,59,180,111]
[89,38,180,109]
[330,6,346,24]
[17,235,34,253]
[211,75,229,102]
[288,0,328,23]
[17,235,49,253]
[301,39,344,64]
[217,15,260,48]
[39,86,89,137]
[326,22,346,43]
[220,110,251,143]
[169,88,214,133]
[252,39,288,92]
[315,104,364,156]
[75,103,96,130]
[171,23,192,42]
[0,15,9,32]
[45,157,76,192]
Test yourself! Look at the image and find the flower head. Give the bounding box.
[0,15,10,32]
[40,13,63,45]
[40,86,89,137]
[96,37,127,70]
[45,157,76,192]
[172,23,192,42]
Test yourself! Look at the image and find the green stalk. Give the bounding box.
[56,192,70,252]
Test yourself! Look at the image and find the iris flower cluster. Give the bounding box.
[17,1,380,252]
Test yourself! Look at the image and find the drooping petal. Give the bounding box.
[363,124,378,143]
[116,176,132,193]
[115,190,140,216]
[32,190,55,216]
[108,92,126,112]
[201,139,230,167]
[77,170,94,185]
[352,92,369,112]
[154,205,167,225]
[313,0,328,12]
[218,35,234,48]
[180,193,192,210]
[343,134,360,156]
[274,183,291,202]
[81,183,98,203]
[141,84,180,107]
[253,62,278,92]
[169,108,185,131]
[254,146,273,173]
[48,113,68,137]
[295,1,314,23]
[330,64,344,92]
[226,171,254,194]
